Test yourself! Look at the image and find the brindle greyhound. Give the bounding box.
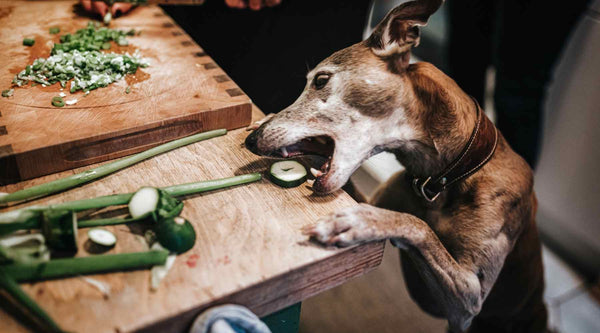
[245,0,547,331]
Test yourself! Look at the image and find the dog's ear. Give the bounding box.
[366,0,443,71]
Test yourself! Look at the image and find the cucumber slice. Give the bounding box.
[269,160,307,188]
[87,228,116,248]
[155,217,196,254]
[129,187,160,219]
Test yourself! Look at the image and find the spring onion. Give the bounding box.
[0,234,49,264]
[0,173,262,228]
[22,38,35,47]
[2,250,168,282]
[2,89,13,97]
[0,129,227,205]
[52,22,135,55]
[41,210,78,252]
[87,228,116,247]
[103,12,112,25]
[49,27,60,34]
[129,187,183,221]
[155,217,196,254]
[0,269,63,332]
[51,96,64,107]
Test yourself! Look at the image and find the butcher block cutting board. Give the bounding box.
[0,1,252,185]
[0,107,385,333]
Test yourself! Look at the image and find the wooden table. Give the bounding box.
[0,106,384,332]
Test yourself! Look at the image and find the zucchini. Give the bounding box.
[269,160,307,188]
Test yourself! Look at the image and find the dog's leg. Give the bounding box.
[303,203,514,332]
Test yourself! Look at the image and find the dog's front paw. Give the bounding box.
[302,204,378,247]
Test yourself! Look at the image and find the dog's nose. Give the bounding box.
[245,131,259,154]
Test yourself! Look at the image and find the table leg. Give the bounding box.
[261,303,301,333]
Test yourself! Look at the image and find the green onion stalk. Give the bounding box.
[2,250,168,282]
[0,269,64,332]
[0,129,227,206]
[0,173,262,233]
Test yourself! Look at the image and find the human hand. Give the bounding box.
[80,0,133,18]
[224,0,282,11]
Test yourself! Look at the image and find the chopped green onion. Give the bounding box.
[0,129,227,205]
[103,12,112,25]
[51,96,64,107]
[49,27,60,34]
[125,86,131,94]
[2,89,13,97]
[22,38,35,46]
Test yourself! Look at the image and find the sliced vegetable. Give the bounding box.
[49,27,60,34]
[51,96,64,107]
[129,187,183,221]
[103,12,112,25]
[0,269,63,332]
[0,129,227,205]
[269,160,307,188]
[155,217,196,254]
[125,86,131,94]
[0,173,261,225]
[150,243,176,291]
[129,187,159,219]
[2,89,14,97]
[87,228,116,247]
[41,210,78,252]
[0,234,49,264]
[2,250,168,282]
[22,38,35,46]
[0,210,41,236]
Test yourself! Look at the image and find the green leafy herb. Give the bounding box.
[49,27,60,34]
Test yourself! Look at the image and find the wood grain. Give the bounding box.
[0,1,252,184]
[0,106,384,333]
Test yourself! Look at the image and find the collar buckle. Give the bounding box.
[412,177,441,203]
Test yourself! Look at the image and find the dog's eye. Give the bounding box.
[313,73,330,90]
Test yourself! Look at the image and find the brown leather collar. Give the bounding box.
[412,97,498,202]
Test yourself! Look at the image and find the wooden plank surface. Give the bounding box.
[0,106,385,333]
[0,1,252,184]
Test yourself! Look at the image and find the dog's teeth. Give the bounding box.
[315,137,327,145]
[310,167,323,177]
[281,147,289,158]
[306,179,315,186]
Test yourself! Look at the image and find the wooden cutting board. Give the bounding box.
[0,107,385,333]
[0,1,252,185]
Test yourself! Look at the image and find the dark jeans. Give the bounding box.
[162,0,371,115]
[447,0,589,168]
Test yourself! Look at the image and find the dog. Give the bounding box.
[244,0,547,332]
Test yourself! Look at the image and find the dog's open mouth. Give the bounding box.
[272,135,336,188]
